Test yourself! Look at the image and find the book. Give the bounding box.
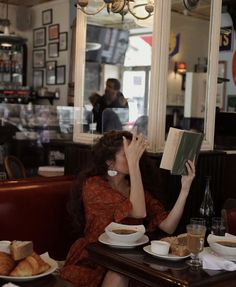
[160,127,204,175]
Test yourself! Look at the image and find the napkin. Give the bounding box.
[199,249,236,271]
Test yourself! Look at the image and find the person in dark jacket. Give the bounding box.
[93,78,128,133]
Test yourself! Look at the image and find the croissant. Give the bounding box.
[0,251,16,276]
[10,252,50,277]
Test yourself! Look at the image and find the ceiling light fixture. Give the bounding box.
[76,0,155,21]
[0,0,26,47]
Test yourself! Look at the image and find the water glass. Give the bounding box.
[0,172,7,180]
[186,224,206,269]
[211,217,226,236]
[190,217,206,226]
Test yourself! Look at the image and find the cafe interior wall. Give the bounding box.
[31,0,70,106]
[167,12,209,106]
[1,0,71,107]
[219,12,236,110]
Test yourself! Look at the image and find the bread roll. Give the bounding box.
[170,244,189,257]
[161,234,189,256]
[0,251,16,275]
[10,240,33,261]
[177,233,187,246]
[10,252,50,277]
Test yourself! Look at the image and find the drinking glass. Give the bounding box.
[211,217,226,236]
[190,217,206,226]
[0,172,7,180]
[186,224,206,269]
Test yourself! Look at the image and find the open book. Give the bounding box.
[160,127,204,175]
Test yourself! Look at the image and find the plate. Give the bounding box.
[98,232,149,248]
[0,253,58,282]
[143,245,189,261]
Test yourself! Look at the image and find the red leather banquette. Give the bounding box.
[0,176,77,260]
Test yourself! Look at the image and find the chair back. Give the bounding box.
[4,155,27,179]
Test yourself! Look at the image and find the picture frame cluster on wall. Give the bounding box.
[32,8,68,89]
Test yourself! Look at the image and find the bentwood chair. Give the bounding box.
[3,155,27,179]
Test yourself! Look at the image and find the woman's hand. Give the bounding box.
[123,129,147,167]
[181,160,195,193]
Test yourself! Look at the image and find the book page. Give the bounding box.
[160,128,182,170]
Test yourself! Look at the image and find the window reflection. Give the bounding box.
[84,19,153,135]
[166,0,211,135]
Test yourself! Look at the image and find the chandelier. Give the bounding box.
[76,0,155,20]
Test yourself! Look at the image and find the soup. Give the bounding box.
[216,241,236,248]
[112,229,137,235]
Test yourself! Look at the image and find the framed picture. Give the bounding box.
[59,32,68,51]
[56,65,66,85]
[33,70,44,88]
[48,42,59,58]
[42,9,52,25]
[48,24,59,41]
[46,61,56,85]
[217,61,227,110]
[33,27,46,48]
[33,49,45,68]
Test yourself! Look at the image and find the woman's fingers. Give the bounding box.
[185,160,195,177]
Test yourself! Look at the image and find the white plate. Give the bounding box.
[0,253,58,282]
[99,232,149,248]
[143,245,190,261]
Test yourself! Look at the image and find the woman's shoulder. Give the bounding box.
[85,176,107,187]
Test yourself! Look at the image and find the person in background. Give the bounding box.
[60,130,195,287]
[93,78,128,133]
[88,92,101,107]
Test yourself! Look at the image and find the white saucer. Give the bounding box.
[98,232,149,248]
[143,245,190,261]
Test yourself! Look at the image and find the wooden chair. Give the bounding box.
[3,155,27,179]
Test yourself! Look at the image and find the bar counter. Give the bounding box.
[87,242,236,287]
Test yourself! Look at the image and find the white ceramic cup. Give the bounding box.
[150,240,170,255]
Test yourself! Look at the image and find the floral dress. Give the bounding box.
[60,176,168,287]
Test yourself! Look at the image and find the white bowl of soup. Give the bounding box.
[207,234,236,257]
[105,222,145,243]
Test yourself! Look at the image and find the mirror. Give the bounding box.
[166,0,211,135]
[74,0,222,151]
[76,7,153,137]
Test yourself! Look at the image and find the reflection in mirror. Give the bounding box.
[166,0,211,136]
[82,12,153,137]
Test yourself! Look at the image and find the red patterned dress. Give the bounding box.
[60,176,168,287]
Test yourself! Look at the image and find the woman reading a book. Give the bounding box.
[60,130,195,287]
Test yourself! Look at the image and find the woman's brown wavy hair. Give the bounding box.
[68,130,133,236]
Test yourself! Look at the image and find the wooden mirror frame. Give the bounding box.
[73,0,222,152]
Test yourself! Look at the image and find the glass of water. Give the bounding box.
[0,172,7,180]
[211,217,226,236]
[190,218,206,226]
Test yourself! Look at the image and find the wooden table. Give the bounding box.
[0,274,74,287]
[87,243,236,287]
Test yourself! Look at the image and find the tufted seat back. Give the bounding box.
[0,176,77,260]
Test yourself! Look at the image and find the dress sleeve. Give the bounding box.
[145,191,169,232]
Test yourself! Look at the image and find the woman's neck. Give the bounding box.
[107,174,129,197]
